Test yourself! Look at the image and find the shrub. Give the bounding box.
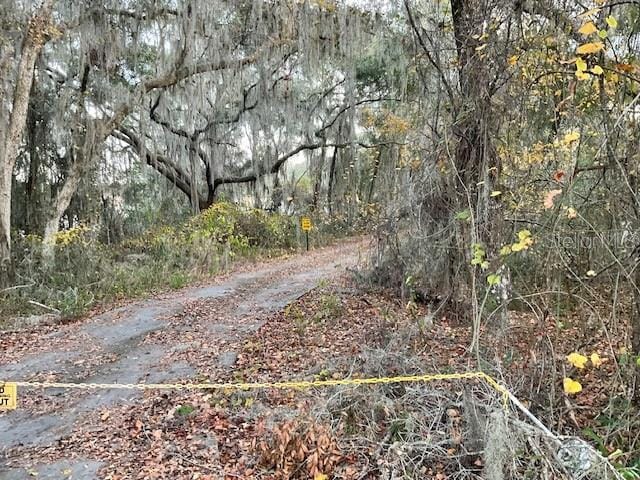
[235,208,298,249]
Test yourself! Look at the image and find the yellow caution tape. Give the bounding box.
[2,371,511,410]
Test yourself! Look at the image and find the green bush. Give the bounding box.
[169,272,189,289]
[235,208,298,249]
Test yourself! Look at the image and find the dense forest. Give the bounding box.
[2,0,640,478]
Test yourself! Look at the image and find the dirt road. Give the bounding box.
[0,240,367,479]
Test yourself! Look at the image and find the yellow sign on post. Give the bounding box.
[301,217,312,251]
[0,383,17,410]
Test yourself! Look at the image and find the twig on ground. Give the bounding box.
[27,300,61,313]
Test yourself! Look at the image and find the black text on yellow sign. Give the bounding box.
[301,217,312,231]
[0,383,17,410]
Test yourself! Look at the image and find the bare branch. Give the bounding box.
[112,127,199,204]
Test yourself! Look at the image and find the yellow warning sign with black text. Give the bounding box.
[0,383,17,410]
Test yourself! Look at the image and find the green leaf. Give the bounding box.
[487,274,501,286]
[455,209,471,221]
[472,243,485,254]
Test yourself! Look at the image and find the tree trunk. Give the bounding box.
[448,0,498,312]
[0,0,54,282]
[41,155,85,263]
[327,145,338,215]
[367,147,383,204]
[189,140,200,214]
[424,0,503,357]
[25,78,41,233]
[312,146,325,210]
[203,157,216,210]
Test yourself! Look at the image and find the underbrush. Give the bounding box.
[1,202,338,322]
[366,218,640,474]
[264,283,637,478]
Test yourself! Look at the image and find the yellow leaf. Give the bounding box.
[567,207,577,219]
[591,65,604,75]
[609,449,624,461]
[567,352,588,369]
[517,229,531,241]
[314,474,328,480]
[511,238,533,252]
[563,131,580,144]
[490,190,502,197]
[577,42,604,55]
[590,352,603,367]
[475,44,487,51]
[578,21,598,35]
[563,377,583,394]
[606,16,618,28]
[509,230,534,252]
[576,57,588,72]
[575,70,590,81]
[508,55,519,66]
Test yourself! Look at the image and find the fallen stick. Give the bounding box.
[27,300,61,314]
